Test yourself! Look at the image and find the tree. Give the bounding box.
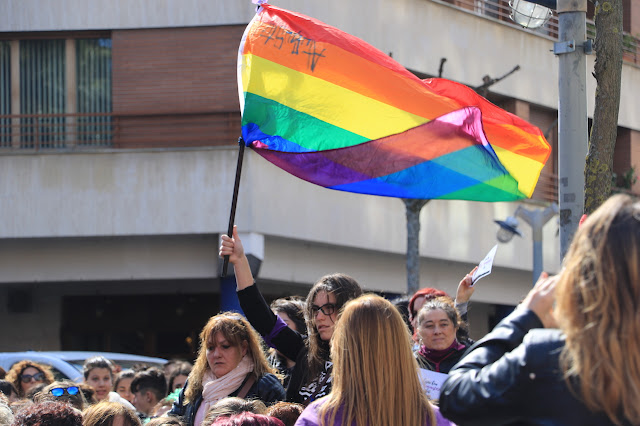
[403,198,430,296]
[584,0,623,214]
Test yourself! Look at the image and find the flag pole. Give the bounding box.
[221,137,246,277]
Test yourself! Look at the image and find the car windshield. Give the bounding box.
[68,359,164,372]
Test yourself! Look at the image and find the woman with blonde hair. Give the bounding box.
[440,193,640,425]
[170,313,285,426]
[4,360,54,398]
[296,294,453,426]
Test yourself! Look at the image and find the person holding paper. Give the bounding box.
[439,194,640,425]
[414,298,470,374]
[408,267,478,349]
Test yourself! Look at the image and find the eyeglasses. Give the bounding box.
[50,386,80,397]
[20,372,45,383]
[311,303,336,316]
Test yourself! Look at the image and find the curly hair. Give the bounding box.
[185,313,277,403]
[11,400,83,426]
[304,273,363,380]
[4,361,55,398]
[556,194,640,425]
[265,401,304,426]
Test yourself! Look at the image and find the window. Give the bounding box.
[20,39,66,148]
[77,38,112,146]
[0,35,112,150]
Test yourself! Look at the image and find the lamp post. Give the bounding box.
[495,203,559,285]
[509,0,589,260]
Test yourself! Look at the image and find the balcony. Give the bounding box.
[436,0,639,66]
[0,110,241,151]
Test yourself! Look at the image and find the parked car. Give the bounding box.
[0,351,167,382]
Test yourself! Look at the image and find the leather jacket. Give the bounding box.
[439,308,629,426]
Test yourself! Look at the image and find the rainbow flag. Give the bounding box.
[237,3,551,201]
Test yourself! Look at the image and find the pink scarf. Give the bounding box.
[193,356,254,426]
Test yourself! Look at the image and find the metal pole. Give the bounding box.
[556,0,588,259]
[516,203,559,285]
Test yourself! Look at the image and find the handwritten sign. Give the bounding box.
[256,23,327,71]
[419,368,449,400]
[471,244,498,285]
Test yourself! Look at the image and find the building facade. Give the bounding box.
[0,0,639,359]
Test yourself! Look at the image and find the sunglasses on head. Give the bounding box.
[21,372,45,383]
[50,386,80,397]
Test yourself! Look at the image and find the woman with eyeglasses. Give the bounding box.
[169,313,286,426]
[35,380,87,410]
[4,360,54,398]
[219,227,363,405]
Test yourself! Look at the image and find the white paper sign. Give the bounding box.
[471,244,498,285]
[418,368,449,400]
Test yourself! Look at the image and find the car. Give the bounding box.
[0,351,167,382]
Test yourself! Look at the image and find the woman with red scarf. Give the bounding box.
[414,298,469,374]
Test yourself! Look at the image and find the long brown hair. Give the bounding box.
[556,194,640,425]
[319,294,435,426]
[304,273,363,379]
[185,312,277,403]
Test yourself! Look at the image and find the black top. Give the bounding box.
[237,284,332,404]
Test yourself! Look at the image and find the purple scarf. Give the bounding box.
[418,340,465,364]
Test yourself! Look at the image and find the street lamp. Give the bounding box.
[509,0,553,29]
[495,203,559,285]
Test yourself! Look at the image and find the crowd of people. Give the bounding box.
[1,193,640,425]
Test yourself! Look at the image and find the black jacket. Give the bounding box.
[439,308,630,426]
[169,374,285,426]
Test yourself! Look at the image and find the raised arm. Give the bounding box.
[219,225,255,291]
[219,226,306,361]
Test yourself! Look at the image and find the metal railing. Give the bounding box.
[438,0,639,65]
[0,111,241,151]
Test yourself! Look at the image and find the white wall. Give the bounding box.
[0,148,560,302]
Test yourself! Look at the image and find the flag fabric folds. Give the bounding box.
[237,3,551,201]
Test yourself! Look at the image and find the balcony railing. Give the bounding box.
[0,111,241,151]
[437,0,639,65]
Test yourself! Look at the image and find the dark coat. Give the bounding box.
[439,308,631,426]
[169,373,285,426]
